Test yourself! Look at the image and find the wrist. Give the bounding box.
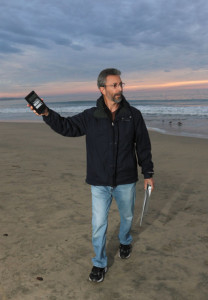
[44,108,49,116]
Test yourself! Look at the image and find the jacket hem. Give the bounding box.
[85,178,138,187]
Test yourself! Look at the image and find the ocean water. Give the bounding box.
[0,98,208,139]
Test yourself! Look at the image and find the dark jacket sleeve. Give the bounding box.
[42,109,87,137]
[132,108,154,178]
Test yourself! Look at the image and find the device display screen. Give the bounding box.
[25,91,47,114]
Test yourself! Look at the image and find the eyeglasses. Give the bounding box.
[103,82,125,89]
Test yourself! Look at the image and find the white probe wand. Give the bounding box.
[140,184,152,227]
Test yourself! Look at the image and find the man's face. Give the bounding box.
[100,75,123,104]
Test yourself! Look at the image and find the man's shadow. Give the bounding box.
[105,188,146,268]
[105,209,151,268]
[105,183,168,268]
[106,223,120,268]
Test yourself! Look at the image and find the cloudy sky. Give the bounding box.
[1,0,208,100]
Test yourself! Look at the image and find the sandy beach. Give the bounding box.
[0,121,208,300]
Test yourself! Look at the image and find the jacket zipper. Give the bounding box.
[112,120,116,186]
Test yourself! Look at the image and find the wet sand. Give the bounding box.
[0,122,208,300]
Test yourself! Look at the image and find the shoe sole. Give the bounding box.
[89,267,108,283]
[118,252,131,259]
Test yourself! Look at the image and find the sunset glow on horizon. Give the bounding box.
[126,80,208,91]
[1,78,207,100]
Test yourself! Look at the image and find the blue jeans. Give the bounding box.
[91,183,136,268]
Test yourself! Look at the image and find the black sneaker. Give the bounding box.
[89,266,107,283]
[119,244,132,259]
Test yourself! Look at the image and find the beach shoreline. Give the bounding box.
[1,122,208,299]
[1,119,208,140]
[0,97,208,140]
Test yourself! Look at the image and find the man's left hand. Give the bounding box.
[144,178,154,191]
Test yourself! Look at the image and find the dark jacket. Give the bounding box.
[43,95,154,186]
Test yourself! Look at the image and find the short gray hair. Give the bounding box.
[97,68,121,88]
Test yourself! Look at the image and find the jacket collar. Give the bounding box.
[93,95,130,119]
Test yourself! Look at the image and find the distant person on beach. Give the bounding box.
[28,68,154,283]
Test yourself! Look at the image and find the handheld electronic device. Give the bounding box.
[25,91,47,114]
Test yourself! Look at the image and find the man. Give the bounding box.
[28,68,154,283]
